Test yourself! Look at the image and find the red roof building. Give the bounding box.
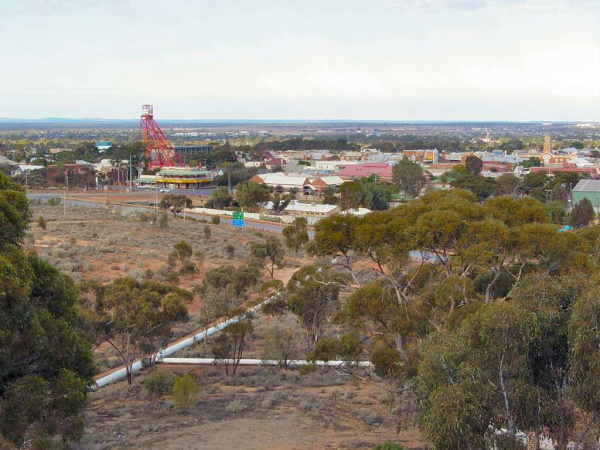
[530,165,599,177]
[335,163,394,181]
[265,158,286,168]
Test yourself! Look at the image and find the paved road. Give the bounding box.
[27,193,431,259]
[27,192,293,234]
[108,186,217,196]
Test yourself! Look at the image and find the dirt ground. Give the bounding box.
[28,201,307,371]
[28,198,427,449]
[75,365,426,450]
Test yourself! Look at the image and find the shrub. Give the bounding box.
[171,374,200,412]
[354,408,381,426]
[298,364,316,376]
[372,443,405,450]
[127,268,147,283]
[224,244,235,259]
[225,399,247,413]
[260,391,288,409]
[143,370,175,400]
[167,271,180,283]
[297,399,318,411]
[158,212,169,229]
[211,215,221,225]
[37,216,47,230]
[179,261,196,274]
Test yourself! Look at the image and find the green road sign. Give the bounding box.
[232,211,244,228]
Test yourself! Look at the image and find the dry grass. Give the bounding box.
[74,364,426,450]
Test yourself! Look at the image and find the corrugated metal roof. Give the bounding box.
[286,200,339,213]
[257,173,309,187]
[573,179,600,192]
[158,169,211,176]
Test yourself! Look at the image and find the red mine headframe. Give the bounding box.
[139,105,185,169]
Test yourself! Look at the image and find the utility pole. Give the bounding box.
[129,154,133,192]
[64,175,69,217]
[155,186,158,213]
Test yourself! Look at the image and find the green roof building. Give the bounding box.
[572,179,600,212]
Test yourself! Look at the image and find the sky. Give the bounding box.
[0,0,598,121]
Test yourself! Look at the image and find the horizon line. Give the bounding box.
[0,117,598,124]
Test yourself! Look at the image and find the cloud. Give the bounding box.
[0,0,597,120]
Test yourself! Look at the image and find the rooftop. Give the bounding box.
[573,179,600,192]
[158,169,211,176]
[285,200,339,214]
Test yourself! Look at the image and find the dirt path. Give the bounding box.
[134,411,324,449]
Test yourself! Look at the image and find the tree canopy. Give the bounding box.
[0,173,96,447]
[159,194,192,216]
[304,187,600,447]
[392,158,427,199]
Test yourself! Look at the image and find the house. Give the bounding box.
[265,158,286,170]
[314,160,353,171]
[303,176,345,196]
[250,173,310,192]
[342,207,373,217]
[403,149,439,164]
[285,200,340,218]
[251,172,345,196]
[340,152,363,161]
[425,163,458,177]
[530,165,598,177]
[335,162,394,182]
[17,164,44,173]
[572,179,600,212]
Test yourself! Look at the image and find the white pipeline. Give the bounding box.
[159,357,373,367]
[93,294,280,388]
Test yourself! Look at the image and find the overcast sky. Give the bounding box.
[1,0,598,121]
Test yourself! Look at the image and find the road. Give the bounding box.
[27,192,434,259]
[26,191,295,235]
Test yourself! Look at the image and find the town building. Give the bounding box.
[174,145,214,156]
[285,200,340,218]
[403,149,439,164]
[250,172,345,196]
[335,162,394,182]
[250,173,309,192]
[303,176,345,196]
[154,167,213,189]
[95,141,113,151]
[572,179,600,212]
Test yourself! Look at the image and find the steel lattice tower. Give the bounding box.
[139,105,184,169]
